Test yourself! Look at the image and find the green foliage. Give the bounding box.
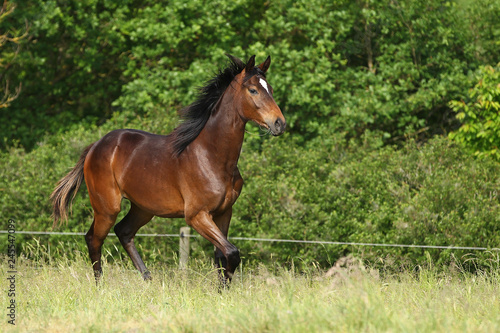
[2,0,500,149]
[2,0,136,149]
[232,135,500,270]
[0,1,27,108]
[2,117,499,271]
[449,64,500,160]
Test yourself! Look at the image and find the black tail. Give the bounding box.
[50,144,94,228]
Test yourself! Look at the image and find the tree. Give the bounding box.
[1,0,500,150]
[0,0,27,108]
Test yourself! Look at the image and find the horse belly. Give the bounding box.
[122,181,185,218]
[116,159,185,217]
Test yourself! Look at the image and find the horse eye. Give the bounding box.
[249,88,258,95]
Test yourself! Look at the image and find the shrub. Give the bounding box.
[231,135,500,271]
[2,116,499,272]
[449,64,500,160]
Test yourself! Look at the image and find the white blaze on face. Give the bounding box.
[259,78,270,95]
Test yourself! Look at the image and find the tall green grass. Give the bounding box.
[1,244,500,332]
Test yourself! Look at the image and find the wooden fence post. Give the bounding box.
[179,227,190,269]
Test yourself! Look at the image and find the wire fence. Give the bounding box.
[1,230,498,251]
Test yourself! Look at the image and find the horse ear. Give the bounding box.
[258,56,271,73]
[245,55,256,72]
[226,54,245,68]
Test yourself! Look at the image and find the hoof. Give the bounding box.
[142,271,152,281]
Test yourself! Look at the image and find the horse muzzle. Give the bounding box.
[268,117,286,136]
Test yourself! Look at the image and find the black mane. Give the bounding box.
[172,56,264,156]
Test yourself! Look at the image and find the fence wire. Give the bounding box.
[1,230,498,251]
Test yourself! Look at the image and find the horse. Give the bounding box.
[50,54,286,284]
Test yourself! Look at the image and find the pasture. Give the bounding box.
[2,250,500,332]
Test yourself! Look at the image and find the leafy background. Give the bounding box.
[1,0,499,271]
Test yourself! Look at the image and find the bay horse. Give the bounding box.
[50,55,285,284]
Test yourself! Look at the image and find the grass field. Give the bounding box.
[2,252,500,333]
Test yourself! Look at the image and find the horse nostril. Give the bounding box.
[275,119,283,132]
[269,118,285,136]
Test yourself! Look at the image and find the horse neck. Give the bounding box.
[194,90,246,166]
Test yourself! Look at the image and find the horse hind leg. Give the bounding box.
[85,180,122,282]
[85,211,119,282]
[114,203,154,280]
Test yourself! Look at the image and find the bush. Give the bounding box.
[449,64,500,160]
[4,118,498,272]
[231,135,500,270]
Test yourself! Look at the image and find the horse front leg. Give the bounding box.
[213,209,235,285]
[185,209,240,287]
